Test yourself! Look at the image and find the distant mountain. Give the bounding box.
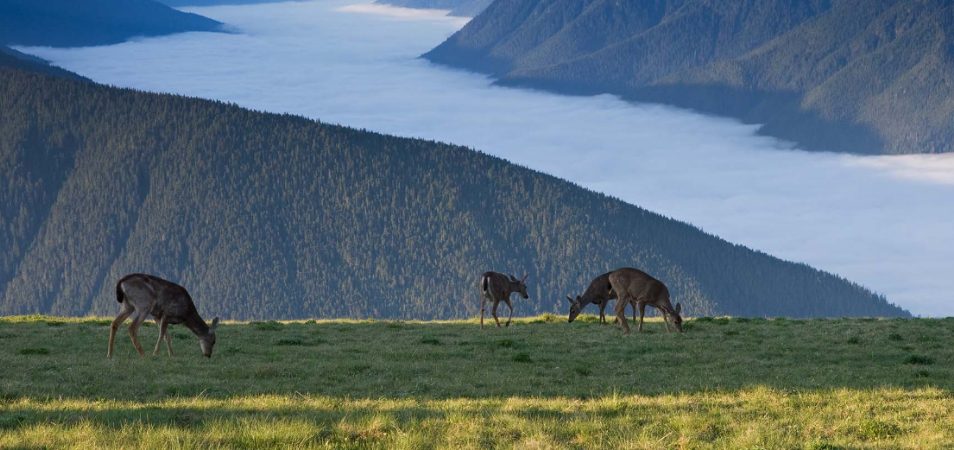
[376,0,492,17]
[0,0,222,47]
[0,64,907,320]
[0,46,89,81]
[426,0,954,155]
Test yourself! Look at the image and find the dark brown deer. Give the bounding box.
[567,272,639,324]
[608,267,683,334]
[567,271,617,324]
[107,273,219,358]
[480,271,529,328]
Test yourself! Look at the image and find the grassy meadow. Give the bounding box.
[0,314,952,448]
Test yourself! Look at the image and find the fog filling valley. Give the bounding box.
[20,0,954,316]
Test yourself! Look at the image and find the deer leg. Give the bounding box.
[504,299,513,327]
[164,327,174,356]
[598,302,606,324]
[153,316,164,355]
[480,297,486,329]
[107,306,134,358]
[615,297,631,335]
[492,301,501,327]
[637,302,646,332]
[128,312,147,357]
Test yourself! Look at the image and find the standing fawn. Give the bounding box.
[567,271,635,324]
[107,273,219,358]
[479,271,529,328]
[607,268,683,334]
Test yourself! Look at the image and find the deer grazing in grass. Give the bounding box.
[567,272,617,324]
[107,273,219,358]
[567,272,639,325]
[480,271,529,328]
[607,267,683,334]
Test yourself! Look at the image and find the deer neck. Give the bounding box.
[184,314,210,337]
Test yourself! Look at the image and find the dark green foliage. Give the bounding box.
[0,0,221,47]
[0,68,908,320]
[420,337,442,345]
[511,353,532,363]
[17,348,49,355]
[253,322,284,331]
[904,355,935,365]
[426,0,954,154]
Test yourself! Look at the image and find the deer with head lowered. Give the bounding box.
[567,271,617,324]
[567,272,641,325]
[107,273,219,358]
[479,271,529,328]
[607,267,683,334]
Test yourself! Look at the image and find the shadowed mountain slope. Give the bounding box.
[0,66,908,319]
[0,0,222,47]
[426,0,954,154]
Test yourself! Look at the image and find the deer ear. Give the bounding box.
[674,303,682,314]
[566,295,574,303]
[509,274,518,282]
[210,317,220,331]
[521,273,528,282]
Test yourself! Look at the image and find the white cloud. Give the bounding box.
[19,0,954,316]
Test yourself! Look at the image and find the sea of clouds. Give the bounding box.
[20,0,954,315]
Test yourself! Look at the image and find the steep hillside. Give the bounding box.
[0,46,89,81]
[426,0,954,154]
[0,67,908,319]
[375,0,492,17]
[0,0,222,47]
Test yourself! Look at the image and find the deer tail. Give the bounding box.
[115,279,125,304]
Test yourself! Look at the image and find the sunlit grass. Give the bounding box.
[1,315,953,448]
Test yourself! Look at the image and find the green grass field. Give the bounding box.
[1,314,952,448]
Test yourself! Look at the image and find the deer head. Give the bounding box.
[567,295,584,322]
[510,273,529,299]
[199,317,219,358]
[669,303,684,332]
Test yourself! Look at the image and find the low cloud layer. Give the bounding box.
[21,0,954,316]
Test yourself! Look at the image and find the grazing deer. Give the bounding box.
[107,273,219,358]
[607,267,683,334]
[567,272,617,324]
[567,272,638,324]
[480,271,529,328]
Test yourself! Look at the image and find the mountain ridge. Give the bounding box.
[425,0,954,155]
[0,65,908,320]
[0,0,222,47]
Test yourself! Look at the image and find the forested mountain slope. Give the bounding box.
[426,0,954,154]
[0,67,908,319]
[0,46,89,81]
[0,0,221,47]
